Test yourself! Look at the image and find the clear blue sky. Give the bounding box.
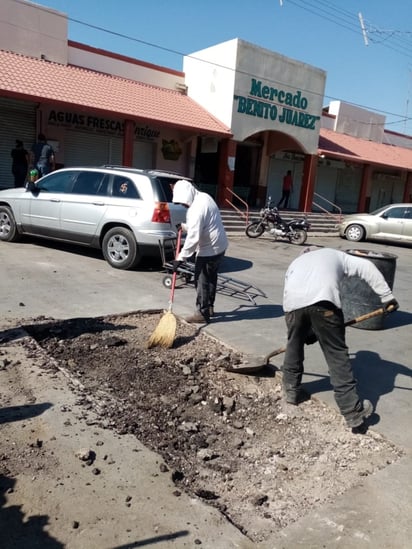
[33,0,412,135]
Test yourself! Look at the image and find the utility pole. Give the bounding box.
[358,12,369,46]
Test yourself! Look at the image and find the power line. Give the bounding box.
[66,15,410,129]
[285,0,412,59]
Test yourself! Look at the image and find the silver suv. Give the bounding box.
[0,166,188,269]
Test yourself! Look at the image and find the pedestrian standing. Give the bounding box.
[30,133,55,176]
[172,179,228,324]
[277,170,293,209]
[281,246,399,430]
[11,139,29,187]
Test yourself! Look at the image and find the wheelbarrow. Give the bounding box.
[226,305,396,374]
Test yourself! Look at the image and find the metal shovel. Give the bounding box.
[226,305,396,374]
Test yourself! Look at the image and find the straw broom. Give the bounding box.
[147,228,182,349]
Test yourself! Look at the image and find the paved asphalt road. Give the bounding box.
[1,231,411,548]
[1,231,411,447]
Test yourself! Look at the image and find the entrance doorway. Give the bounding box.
[233,142,261,206]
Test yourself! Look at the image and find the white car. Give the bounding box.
[338,203,412,243]
[0,166,188,269]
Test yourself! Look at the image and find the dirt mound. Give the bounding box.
[19,312,403,544]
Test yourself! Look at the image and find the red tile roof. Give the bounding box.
[0,49,231,137]
[319,128,412,170]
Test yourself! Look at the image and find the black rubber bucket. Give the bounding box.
[340,249,397,330]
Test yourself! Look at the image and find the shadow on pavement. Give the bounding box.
[352,350,412,406]
[0,402,53,425]
[0,475,64,548]
[213,303,284,322]
[220,255,253,274]
[382,309,412,329]
[111,530,190,548]
[302,350,411,424]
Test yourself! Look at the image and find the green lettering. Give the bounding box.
[250,78,262,97]
[284,92,293,106]
[237,96,247,113]
[269,88,278,100]
[261,85,270,99]
[246,98,255,115]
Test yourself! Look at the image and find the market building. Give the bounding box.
[1,0,411,214]
[0,0,231,191]
[184,40,412,213]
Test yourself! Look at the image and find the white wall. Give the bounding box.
[184,39,326,154]
[69,46,185,91]
[383,131,412,149]
[328,101,385,143]
[183,39,238,128]
[0,0,68,63]
[232,41,326,152]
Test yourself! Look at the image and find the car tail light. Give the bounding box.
[151,202,171,223]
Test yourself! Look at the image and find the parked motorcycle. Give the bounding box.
[245,203,310,245]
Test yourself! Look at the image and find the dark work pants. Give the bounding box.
[12,166,27,187]
[194,253,225,319]
[282,302,362,420]
[277,190,291,208]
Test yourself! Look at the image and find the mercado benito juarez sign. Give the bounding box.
[232,74,324,152]
[235,79,319,129]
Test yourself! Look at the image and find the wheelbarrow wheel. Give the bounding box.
[162,275,173,288]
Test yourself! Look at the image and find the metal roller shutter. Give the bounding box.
[64,130,155,168]
[133,141,155,169]
[0,98,36,189]
[64,130,123,167]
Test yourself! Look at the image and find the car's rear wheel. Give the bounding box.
[0,206,20,242]
[102,227,140,269]
[345,224,365,242]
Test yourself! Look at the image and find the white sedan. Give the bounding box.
[338,203,412,243]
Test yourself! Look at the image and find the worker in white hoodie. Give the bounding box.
[172,179,228,323]
[282,246,399,430]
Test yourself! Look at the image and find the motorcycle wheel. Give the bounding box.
[289,229,307,245]
[245,222,265,238]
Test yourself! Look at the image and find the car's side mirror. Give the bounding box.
[26,181,39,193]
[381,213,388,219]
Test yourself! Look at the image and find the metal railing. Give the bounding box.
[224,187,250,224]
[312,192,342,224]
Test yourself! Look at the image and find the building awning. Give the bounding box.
[0,49,231,137]
[319,127,412,171]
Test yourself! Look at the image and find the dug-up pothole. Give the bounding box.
[23,312,403,544]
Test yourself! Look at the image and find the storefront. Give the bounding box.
[0,97,36,186]
[184,38,326,209]
[0,0,231,189]
[184,39,412,213]
[1,0,412,211]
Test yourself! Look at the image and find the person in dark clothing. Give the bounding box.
[30,133,55,176]
[277,170,293,209]
[11,139,29,187]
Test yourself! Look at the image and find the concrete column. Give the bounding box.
[122,119,134,167]
[217,139,237,207]
[402,171,412,203]
[299,154,317,212]
[358,164,372,212]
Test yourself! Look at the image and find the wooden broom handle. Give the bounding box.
[168,228,182,308]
